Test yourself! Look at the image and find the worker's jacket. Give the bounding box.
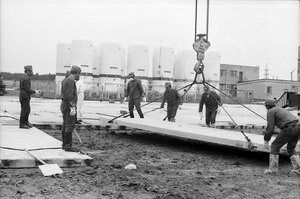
[199,91,221,112]
[19,74,35,100]
[125,79,145,100]
[61,76,77,109]
[160,89,182,108]
[264,107,299,141]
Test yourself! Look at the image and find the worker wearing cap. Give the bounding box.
[60,65,81,152]
[19,65,36,129]
[263,98,300,175]
[198,85,221,127]
[160,82,182,122]
[123,72,145,118]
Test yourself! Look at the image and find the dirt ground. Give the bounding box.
[1,128,300,199]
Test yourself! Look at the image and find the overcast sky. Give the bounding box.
[0,0,299,80]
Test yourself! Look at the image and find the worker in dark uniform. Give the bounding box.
[160,82,182,122]
[123,72,145,118]
[0,73,7,96]
[19,65,36,129]
[198,85,221,127]
[60,66,81,152]
[263,98,300,175]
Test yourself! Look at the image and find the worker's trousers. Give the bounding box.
[19,98,31,126]
[205,107,217,125]
[61,101,75,149]
[128,98,144,118]
[271,125,300,156]
[167,105,178,121]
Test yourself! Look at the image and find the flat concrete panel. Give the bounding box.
[100,116,300,155]
[0,125,92,168]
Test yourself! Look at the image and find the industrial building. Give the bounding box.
[237,79,300,101]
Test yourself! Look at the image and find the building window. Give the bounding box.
[267,86,272,94]
[229,70,237,77]
[220,69,227,77]
[220,84,226,90]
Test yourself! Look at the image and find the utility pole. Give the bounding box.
[264,64,269,79]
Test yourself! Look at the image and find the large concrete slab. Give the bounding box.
[99,116,300,155]
[0,125,93,168]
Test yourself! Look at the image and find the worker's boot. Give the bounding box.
[264,154,279,175]
[290,155,300,176]
[170,118,175,122]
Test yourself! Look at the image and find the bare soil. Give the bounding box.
[1,129,300,199]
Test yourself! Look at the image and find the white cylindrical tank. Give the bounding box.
[201,50,221,91]
[55,41,72,96]
[71,39,94,94]
[127,43,150,95]
[71,39,94,74]
[99,40,124,100]
[173,48,198,102]
[150,45,175,99]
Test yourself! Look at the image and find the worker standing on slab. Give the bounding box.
[76,78,84,124]
[60,65,81,152]
[123,72,146,118]
[160,82,182,122]
[198,85,221,127]
[19,65,36,129]
[263,98,300,176]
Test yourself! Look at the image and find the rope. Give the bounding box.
[0,146,62,151]
[206,85,257,149]
[204,81,267,121]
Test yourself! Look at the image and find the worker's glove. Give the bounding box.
[178,105,182,110]
[199,112,203,120]
[217,107,221,114]
[142,97,147,102]
[122,97,127,104]
[274,128,281,134]
[264,140,270,150]
[70,107,76,116]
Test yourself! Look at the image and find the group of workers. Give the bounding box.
[18,65,300,176]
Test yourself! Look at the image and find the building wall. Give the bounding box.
[237,79,300,100]
[220,64,259,90]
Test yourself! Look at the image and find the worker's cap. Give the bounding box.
[164,82,171,88]
[265,98,276,106]
[203,85,210,91]
[70,65,81,74]
[128,72,135,78]
[24,65,33,72]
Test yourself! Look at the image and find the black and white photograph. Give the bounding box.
[0,0,300,198]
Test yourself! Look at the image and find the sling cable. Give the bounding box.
[110,0,261,151]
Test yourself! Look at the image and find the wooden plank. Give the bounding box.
[0,125,93,168]
[99,116,300,155]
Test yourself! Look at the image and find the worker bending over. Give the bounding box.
[160,82,182,122]
[263,98,300,175]
[198,85,221,127]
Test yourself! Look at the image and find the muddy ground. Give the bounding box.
[1,128,300,199]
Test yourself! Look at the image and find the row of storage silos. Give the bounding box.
[55,39,220,102]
